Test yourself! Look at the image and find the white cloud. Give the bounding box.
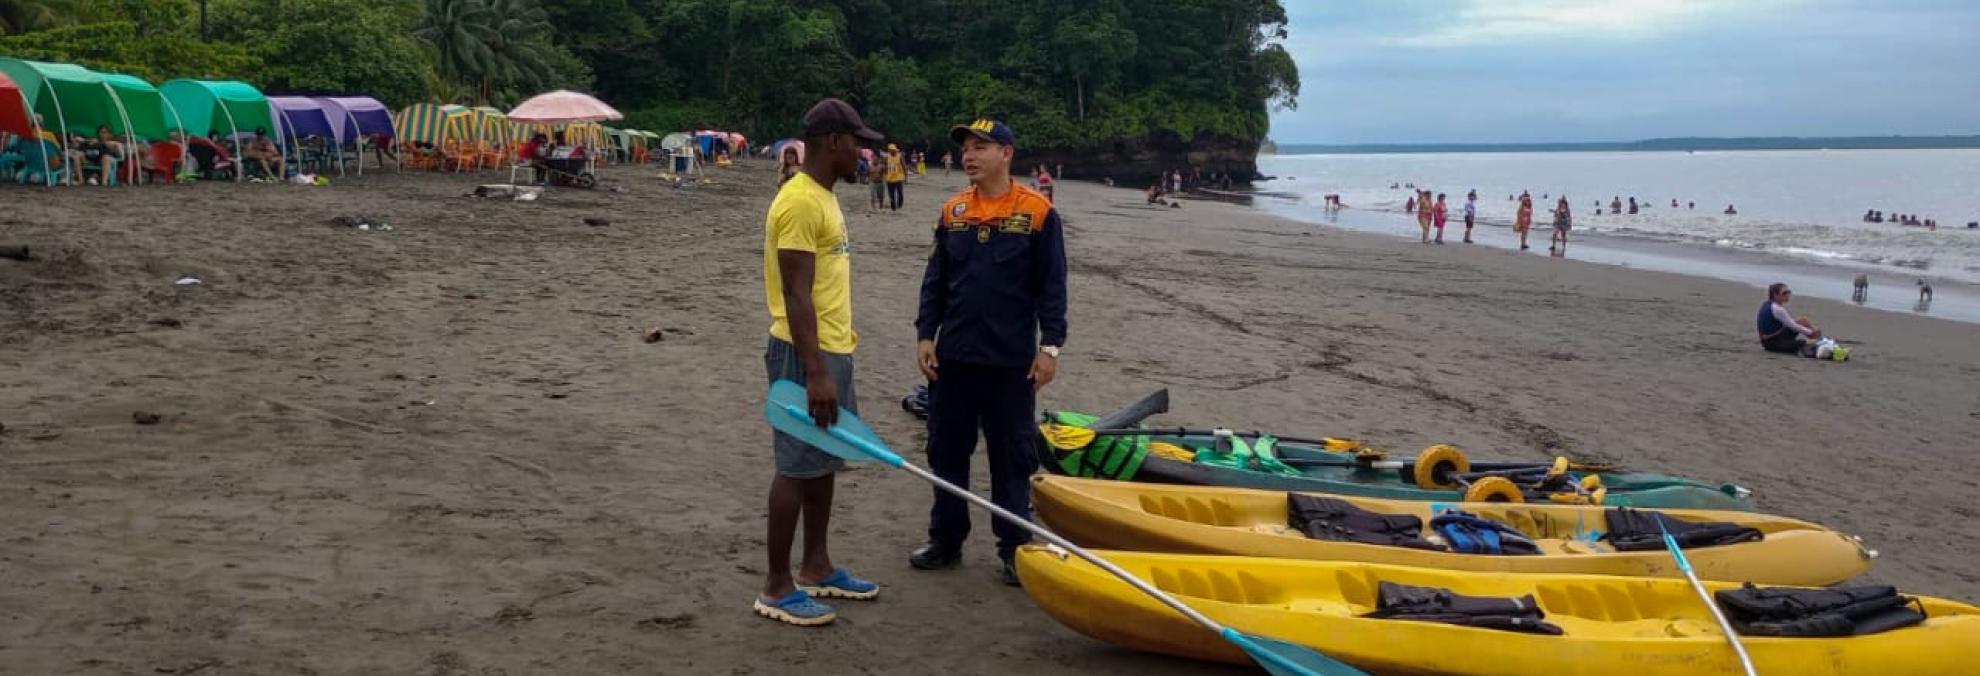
[1385,0,1799,46]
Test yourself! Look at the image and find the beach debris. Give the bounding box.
[148,317,183,328]
[635,613,696,630]
[0,245,29,261]
[473,184,543,202]
[642,326,664,343]
[174,275,202,286]
[583,217,611,227]
[492,604,535,625]
[132,411,162,425]
[331,215,393,232]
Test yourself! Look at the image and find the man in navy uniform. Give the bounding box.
[908,118,1068,585]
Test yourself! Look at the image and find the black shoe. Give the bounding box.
[909,542,962,570]
[998,559,1022,587]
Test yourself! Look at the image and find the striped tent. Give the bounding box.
[394,103,473,147]
[470,106,511,146]
[511,120,604,150]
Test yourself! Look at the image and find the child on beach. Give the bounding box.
[1416,191,1434,243]
[1515,195,1533,250]
[1432,193,1449,244]
[1551,197,1572,256]
[1463,190,1477,243]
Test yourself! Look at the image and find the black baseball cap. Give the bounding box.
[950,118,1016,146]
[803,98,884,142]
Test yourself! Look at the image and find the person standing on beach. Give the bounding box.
[756,98,885,627]
[1432,193,1449,244]
[1416,190,1434,243]
[911,118,1068,587]
[1515,194,1534,250]
[884,144,907,211]
[1551,197,1573,256]
[1463,190,1478,243]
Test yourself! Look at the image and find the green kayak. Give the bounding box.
[1039,397,1755,512]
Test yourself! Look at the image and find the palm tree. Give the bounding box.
[415,0,560,105]
[414,0,497,96]
[0,0,75,35]
[477,0,555,103]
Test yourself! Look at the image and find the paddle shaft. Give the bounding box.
[887,451,1230,633]
[1079,426,1341,448]
[1662,530,1759,676]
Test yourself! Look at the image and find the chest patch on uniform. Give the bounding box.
[951,202,968,217]
[999,213,1034,234]
[976,227,991,243]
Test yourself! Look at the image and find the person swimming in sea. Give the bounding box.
[1724,204,1738,215]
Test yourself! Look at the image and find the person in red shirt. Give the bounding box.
[519,134,548,184]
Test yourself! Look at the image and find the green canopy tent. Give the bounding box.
[98,72,185,181]
[0,58,126,184]
[162,79,278,182]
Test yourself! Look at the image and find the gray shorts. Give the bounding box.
[765,337,855,479]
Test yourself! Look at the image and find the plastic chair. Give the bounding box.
[142,142,184,184]
[15,139,67,186]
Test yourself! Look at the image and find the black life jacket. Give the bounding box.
[1362,581,1564,635]
[1429,510,1541,555]
[1715,584,1926,637]
[1602,507,1763,552]
[1286,494,1442,551]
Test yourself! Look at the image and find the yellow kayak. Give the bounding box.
[1033,475,1873,585]
[1015,546,1980,676]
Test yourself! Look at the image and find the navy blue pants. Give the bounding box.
[924,362,1039,561]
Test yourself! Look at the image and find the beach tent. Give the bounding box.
[98,72,184,182]
[0,58,136,183]
[267,96,337,174]
[659,131,700,175]
[468,106,512,170]
[97,72,177,143]
[772,138,805,164]
[0,71,33,137]
[162,79,276,182]
[394,103,474,170]
[312,96,395,175]
[0,59,120,143]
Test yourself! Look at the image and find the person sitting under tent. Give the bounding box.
[242,128,283,180]
[187,131,236,180]
[64,126,124,187]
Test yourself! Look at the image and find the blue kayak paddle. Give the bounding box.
[766,379,1365,676]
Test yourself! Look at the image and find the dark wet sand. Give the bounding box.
[2,161,1975,675]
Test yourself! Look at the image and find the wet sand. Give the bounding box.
[2,162,1977,675]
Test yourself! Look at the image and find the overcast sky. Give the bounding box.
[1268,0,1980,144]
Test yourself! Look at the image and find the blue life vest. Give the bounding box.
[1430,510,1540,555]
[1757,301,1785,336]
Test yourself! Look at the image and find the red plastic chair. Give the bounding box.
[143,141,184,184]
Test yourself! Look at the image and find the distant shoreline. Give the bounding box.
[1275,136,1980,155]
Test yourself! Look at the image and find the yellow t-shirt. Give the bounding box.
[884,152,906,182]
[764,172,857,354]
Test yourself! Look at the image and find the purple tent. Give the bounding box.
[312,96,394,146]
[268,96,335,143]
[311,96,396,175]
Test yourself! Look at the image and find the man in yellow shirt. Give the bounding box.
[756,98,883,627]
[883,142,907,211]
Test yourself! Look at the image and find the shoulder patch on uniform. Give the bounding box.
[951,202,967,218]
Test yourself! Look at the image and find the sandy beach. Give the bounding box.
[3,161,1978,675]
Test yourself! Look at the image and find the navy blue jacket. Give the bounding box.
[916,183,1068,368]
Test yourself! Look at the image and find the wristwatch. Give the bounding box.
[1039,345,1062,359]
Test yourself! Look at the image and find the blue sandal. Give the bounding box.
[753,589,836,626]
[799,568,880,600]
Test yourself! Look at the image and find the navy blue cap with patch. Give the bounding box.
[949,118,1016,147]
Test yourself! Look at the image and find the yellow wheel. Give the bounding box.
[1412,444,1471,489]
[1463,476,1525,503]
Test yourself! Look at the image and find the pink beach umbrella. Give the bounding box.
[508,90,623,124]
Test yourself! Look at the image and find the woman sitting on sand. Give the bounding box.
[1758,283,1823,356]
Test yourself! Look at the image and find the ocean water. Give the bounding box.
[1254,150,1980,285]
